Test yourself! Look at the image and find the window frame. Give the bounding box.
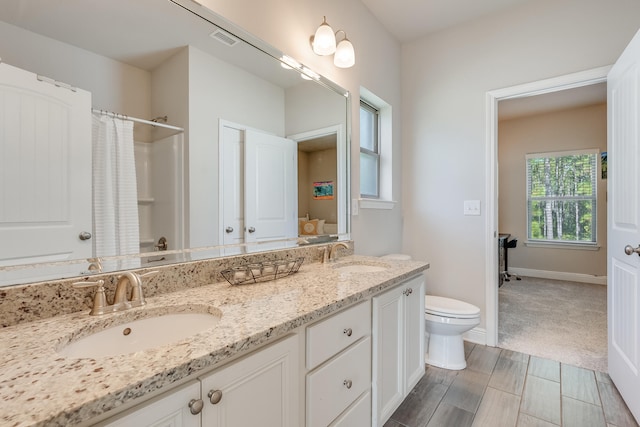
[359,99,380,199]
[525,148,599,247]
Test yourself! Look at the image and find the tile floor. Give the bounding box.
[384,343,638,427]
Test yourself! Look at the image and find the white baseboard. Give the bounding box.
[508,267,607,286]
[463,327,486,346]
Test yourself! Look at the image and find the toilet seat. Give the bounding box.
[425,295,480,319]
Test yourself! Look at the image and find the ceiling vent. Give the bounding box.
[209,28,239,47]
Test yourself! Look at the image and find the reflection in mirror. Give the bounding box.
[0,0,350,286]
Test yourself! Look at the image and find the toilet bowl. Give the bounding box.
[425,295,480,370]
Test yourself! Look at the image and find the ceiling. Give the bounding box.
[360,0,533,43]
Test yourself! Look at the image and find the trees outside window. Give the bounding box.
[526,149,598,244]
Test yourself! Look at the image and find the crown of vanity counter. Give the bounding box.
[0,247,429,427]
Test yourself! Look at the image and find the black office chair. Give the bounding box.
[503,238,521,281]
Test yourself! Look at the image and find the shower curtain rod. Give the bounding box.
[91,108,184,132]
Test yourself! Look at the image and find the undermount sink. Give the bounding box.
[58,309,222,359]
[333,263,389,273]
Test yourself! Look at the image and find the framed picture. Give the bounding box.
[313,181,334,200]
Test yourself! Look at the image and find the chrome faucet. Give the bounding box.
[320,242,350,263]
[329,241,350,261]
[73,270,158,315]
[113,272,142,310]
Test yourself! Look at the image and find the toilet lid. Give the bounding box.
[425,295,480,319]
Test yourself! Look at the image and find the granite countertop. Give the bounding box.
[0,255,429,427]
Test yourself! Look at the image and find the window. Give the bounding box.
[526,149,598,244]
[360,100,380,198]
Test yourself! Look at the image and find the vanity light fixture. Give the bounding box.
[310,16,355,68]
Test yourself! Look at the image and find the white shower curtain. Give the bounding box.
[92,114,140,269]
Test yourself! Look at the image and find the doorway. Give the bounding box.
[485,66,611,350]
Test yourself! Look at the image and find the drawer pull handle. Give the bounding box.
[343,328,353,337]
[188,399,204,415]
[404,288,413,296]
[343,379,353,389]
[208,389,223,405]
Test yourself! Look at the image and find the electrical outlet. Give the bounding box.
[464,200,481,216]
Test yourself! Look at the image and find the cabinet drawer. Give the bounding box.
[330,390,371,427]
[306,301,371,369]
[306,336,372,427]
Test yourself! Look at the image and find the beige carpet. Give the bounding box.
[498,276,607,372]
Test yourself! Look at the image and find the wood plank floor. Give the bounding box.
[384,343,638,427]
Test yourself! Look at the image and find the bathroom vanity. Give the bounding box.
[0,253,429,427]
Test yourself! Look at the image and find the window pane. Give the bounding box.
[360,105,377,152]
[360,152,379,197]
[528,200,595,241]
[526,150,597,243]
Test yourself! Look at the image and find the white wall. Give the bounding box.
[0,21,150,122]
[401,0,640,328]
[200,0,405,256]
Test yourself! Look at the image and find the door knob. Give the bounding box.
[248,227,256,233]
[78,231,92,240]
[624,244,640,256]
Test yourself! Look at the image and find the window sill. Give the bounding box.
[358,199,396,210]
[524,240,600,251]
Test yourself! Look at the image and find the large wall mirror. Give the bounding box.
[0,0,350,286]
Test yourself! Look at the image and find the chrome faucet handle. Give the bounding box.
[130,270,159,307]
[72,279,108,315]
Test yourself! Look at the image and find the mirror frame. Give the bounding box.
[0,0,351,287]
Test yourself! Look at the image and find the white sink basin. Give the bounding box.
[59,310,222,359]
[333,263,388,273]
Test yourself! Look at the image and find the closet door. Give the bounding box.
[244,130,297,243]
[0,62,92,266]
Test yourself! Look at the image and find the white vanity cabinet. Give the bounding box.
[100,381,202,427]
[372,275,425,427]
[200,333,299,426]
[305,301,372,427]
[100,334,299,427]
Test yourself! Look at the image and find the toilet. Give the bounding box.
[424,295,480,370]
[379,254,480,370]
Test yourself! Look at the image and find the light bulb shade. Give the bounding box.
[312,17,336,55]
[334,37,355,68]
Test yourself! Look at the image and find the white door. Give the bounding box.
[220,125,245,247]
[608,28,640,423]
[244,129,297,243]
[0,63,92,266]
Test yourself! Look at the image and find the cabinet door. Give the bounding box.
[403,276,425,393]
[100,381,201,427]
[372,285,404,427]
[200,334,299,427]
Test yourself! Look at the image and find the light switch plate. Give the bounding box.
[464,200,481,216]
[352,198,359,216]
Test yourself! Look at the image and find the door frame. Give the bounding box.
[484,66,611,346]
[288,124,347,235]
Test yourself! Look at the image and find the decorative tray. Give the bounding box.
[220,257,305,285]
